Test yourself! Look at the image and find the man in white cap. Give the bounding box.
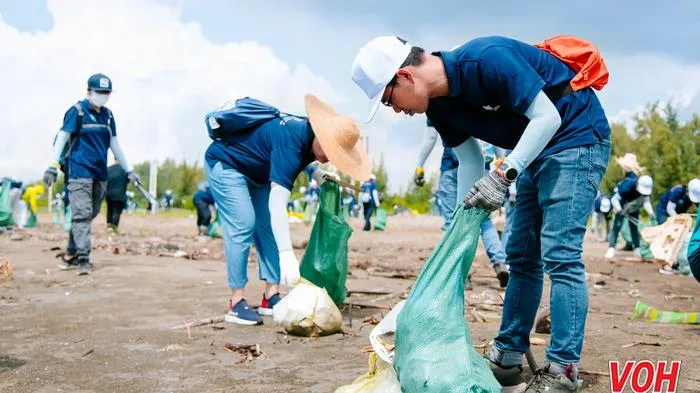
[351,35,611,392]
[655,178,700,224]
[203,94,371,325]
[591,192,613,242]
[607,173,656,259]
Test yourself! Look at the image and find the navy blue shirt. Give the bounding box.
[61,99,116,181]
[617,172,641,204]
[205,116,316,190]
[426,36,611,158]
[657,185,693,214]
[193,188,215,205]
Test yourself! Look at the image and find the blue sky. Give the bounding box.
[1,0,699,190]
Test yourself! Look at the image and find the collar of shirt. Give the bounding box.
[433,51,464,97]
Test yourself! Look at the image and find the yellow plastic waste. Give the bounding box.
[335,353,402,393]
[21,184,45,214]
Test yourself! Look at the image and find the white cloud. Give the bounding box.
[0,0,341,185]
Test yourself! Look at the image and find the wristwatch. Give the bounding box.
[498,162,519,182]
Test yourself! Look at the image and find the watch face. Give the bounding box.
[505,167,518,181]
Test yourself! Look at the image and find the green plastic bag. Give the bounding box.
[621,217,654,259]
[207,214,222,238]
[300,182,352,306]
[394,207,501,393]
[25,210,37,228]
[0,181,13,227]
[63,206,72,233]
[373,208,387,231]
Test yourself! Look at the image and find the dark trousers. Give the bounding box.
[195,200,212,228]
[690,248,700,283]
[362,202,375,231]
[106,200,125,227]
[609,212,640,248]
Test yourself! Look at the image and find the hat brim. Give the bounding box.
[305,95,373,182]
[365,87,386,123]
[689,190,700,204]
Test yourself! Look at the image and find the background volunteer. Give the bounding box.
[351,35,611,392]
[360,174,380,231]
[414,120,509,288]
[203,94,370,326]
[192,182,216,237]
[591,192,613,242]
[606,154,655,259]
[43,73,139,275]
[655,179,700,224]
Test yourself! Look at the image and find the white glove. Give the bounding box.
[279,250,300,286]
[311,167,339,185]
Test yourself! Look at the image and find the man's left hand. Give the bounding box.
[463,171,511,211]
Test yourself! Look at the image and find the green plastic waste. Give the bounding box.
[394,207,501,393]
[25,210,37,228]
[207,214,222,238]
[621,217,655,259]
[631,301,698,324]
[300,182,352,306]
[0,181,14,227]
[373,208,387,231]
[63,206,72,232]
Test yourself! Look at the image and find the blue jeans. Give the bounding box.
[493,139,610,368]
[502,198,516,249]
[439,167,507,264]
[206,162,280,288]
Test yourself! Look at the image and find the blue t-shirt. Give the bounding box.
[360,180,378,203]
[193,188,215,205]
[205,116,315,190]
[657,185,693,214]
[426,36,611,158]
[61,99,116,181]
[617,172,641,204]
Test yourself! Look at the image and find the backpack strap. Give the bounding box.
[543,82,573,103]
[61,102,85,168]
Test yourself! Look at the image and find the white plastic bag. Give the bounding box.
[272,279,343,337]
[335,353,402,393]
[368,300,405,364]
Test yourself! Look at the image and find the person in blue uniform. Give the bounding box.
[591,192,612,242]
[193,182,216,237]
[360,174,380,231]
[203,94,370,326]
[655,179,700,224]
[43,74,139,275]
[352,35,611,392]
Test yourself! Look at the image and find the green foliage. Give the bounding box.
[131,158,206,209]
[602,103,700,202]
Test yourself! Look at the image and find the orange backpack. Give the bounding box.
[534,35,609,93]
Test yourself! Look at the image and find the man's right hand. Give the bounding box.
[413,167,425,187]
[43,166,58,186]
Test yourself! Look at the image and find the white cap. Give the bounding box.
[600,197,611,213]
[637,175,653,196]
[688,178,700,203]
[370,173,377,180]
[351,36,412,122]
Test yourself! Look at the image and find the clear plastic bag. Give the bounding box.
[272,279,343,337]
[335,353,402,393]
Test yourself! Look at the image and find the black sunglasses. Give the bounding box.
[381,76,398,107]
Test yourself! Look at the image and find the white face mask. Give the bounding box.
[89,92,110,107]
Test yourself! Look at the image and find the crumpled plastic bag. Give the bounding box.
[335,353,402,393]
[394,207,501,393]
[272,279,343,337]
[369,300,405,364]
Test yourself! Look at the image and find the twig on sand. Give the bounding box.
[579,369,609,377]
[620,341,661,349]
[170,316,225,330]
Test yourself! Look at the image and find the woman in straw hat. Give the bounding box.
[204,94,371,326]
[606,153,656,259]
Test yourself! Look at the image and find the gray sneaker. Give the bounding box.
[524,365,580,392]
[489,361,527,393]
[494,263,510,288]
[75,259,94,275]
[57,253,78,270]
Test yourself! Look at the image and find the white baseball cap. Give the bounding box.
[600,197,611,213]
[351,36,412,123]
[636,175,653,196]
[688,178,700,203]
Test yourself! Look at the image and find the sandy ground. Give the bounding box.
[1,211,699,393]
